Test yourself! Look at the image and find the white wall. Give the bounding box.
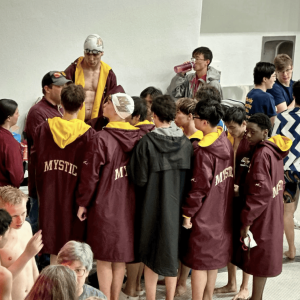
[0,0,202,131]
[200,0,300,87]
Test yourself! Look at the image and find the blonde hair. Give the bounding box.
[0,186,27,207]
[176,97,197,115]
[25,265,77,300]
[274,54,293,71]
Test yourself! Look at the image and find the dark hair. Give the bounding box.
[223,106,247,126]
[131,97,148,122]
[274,54,293,72]
[0,209,12,236]
[195,100,224,127]
[140,87,163,100]
[293,80,300,106]
[195,84,221,103]
[61,84,86,113]
[151,95,176,123]
[248,113,272,132]
[0,99,18,126]
[192,47,213,66]
[253,62,276,85]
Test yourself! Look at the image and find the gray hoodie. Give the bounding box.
[167,66,223,100]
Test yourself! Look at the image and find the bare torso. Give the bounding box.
[0,222,37,300]
[82,62,101,121]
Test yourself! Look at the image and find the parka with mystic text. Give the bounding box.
[76,122,140,262]
[33,117,94,255]
[236,135,292,277]
[182,128,234,270]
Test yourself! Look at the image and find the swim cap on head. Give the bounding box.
[84,34,104,52]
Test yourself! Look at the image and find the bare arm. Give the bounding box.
[276,102,287,114]
[0,267,12,300]
[7,229,43,280]
[31,257,39,281]
[288,100,295,109]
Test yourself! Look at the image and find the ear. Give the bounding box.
[264,129,269,138]
[44,86,51,94]
[100,51,104,57]
[79,103,84,110]
[242,120,247,126]
[136,114,141,122]
[188,113,193,120]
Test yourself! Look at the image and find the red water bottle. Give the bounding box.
[174,61,195,73]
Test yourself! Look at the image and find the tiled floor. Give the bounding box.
[141,207,300,300]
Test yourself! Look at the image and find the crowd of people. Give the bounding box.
[0,33,299,300]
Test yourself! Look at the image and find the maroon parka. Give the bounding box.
[182,130,234,270]
[237,136,291,277]
[0,127,23,187]
[76,124,140,262]
[32,120,94,255]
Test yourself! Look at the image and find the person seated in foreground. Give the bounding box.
[25,265,77,300]
[0,186,43,300]
[57,240,107,300]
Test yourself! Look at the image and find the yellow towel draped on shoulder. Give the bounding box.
[75,56,111,121]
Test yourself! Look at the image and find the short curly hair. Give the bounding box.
[248,113,272,133]
[0,186,28,207]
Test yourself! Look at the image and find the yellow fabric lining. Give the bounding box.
[106,122,139,130]
[135,120,154,126]
[198,126,223,147]
[227,132,234,146]
[75,57,111,121]
[189,130,203,141]
[48,117,90,149]
[182,215,190,219]
[268,135,292,151]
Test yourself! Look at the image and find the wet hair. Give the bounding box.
[61,84,86,113]
[0,186,28,207]
[248,113,272,133]
[176,98,197,115]
[140,87,163,100]
[151,95,176,123]
[192,47,213,66]
[25,265,77,300]
[195,100,224,127]
[131,97,148,122]
[223,107,247,126]
[0,99,18,126]
[57,240,93,272]
[0,209,12,236]
[293,80,300,106]
[195,84,221,103]
[274,54,293,72]
[253,62,275,85]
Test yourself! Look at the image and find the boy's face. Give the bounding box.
[265,72,277,89]
[175,110,190,128]
[192,53,209,73]
[225,121,247,139]
[103,98,117,119]
[276,65,293,85]
[245,122,267,146]
[4,199,27,230]
[193,114,207,132]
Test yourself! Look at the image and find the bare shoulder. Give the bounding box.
[22,221,33,238]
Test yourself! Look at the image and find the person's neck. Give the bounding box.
[156,120,171,128]
[278,78,290,87]
[62,111,78,121]
[108,116,125,123]
[82,59,101,71]
[202,126,218,136]
[44,95,59,106]
[77,286,83,298]
[0,123,10,131]
[196,68,207,79]
[182,122,198,138]
[255,83,267,92]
